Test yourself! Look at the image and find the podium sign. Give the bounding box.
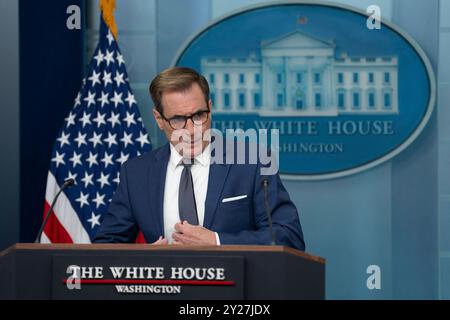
[52,255,244,299]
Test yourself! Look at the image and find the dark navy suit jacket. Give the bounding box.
[94,143,305,250]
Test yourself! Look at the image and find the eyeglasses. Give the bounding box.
[161,109,210,130]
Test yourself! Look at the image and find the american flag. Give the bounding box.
[40,18,151,243]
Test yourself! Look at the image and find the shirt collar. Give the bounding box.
[169,143,211,169]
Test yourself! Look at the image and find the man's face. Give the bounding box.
[153,83,212,158]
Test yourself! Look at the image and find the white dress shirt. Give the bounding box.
[163,143,219,244]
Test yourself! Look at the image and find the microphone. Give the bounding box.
[262,178,276,245]
[35,178,75,243]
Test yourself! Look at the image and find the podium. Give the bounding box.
[0,244,325,300]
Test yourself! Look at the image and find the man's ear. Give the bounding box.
[153,109,164,130]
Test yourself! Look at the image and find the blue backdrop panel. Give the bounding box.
[19,0,85,242]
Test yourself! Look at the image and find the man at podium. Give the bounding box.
[94,67,305,250]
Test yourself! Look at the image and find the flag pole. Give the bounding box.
[99,0,118,40]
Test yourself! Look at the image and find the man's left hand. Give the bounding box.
[172,221,217,246]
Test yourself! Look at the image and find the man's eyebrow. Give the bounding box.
[170,107,208,118]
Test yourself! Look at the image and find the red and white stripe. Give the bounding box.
[41,172,91,244]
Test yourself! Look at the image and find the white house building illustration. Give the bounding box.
[201,30,399,116]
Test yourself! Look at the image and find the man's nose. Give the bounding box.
[185,117,195,134]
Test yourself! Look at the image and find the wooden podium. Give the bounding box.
[0,244,325,300]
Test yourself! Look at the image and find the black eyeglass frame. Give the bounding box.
[160,108,211,130]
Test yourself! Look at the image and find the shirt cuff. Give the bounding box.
[215,232,221,246]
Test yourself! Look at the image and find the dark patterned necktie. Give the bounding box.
[178,162,199,225]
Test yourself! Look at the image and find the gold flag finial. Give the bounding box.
[99,0,118,39]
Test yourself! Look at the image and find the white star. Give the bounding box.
[110,91,123,107]
[57,132,70,148]
[69,151,82,167]
[81,172,94,188]
[79,112,92,128]
[66,171,78,184]
[123,111,136,127]
[93,50,104,66]
[136,132,150,148]
[125,92,137,107]
[76,191,89,208]
[86,151,98,168]
[101,152,114,168]
[116,152,129,165]
[113,172,120,185]
[74,132,87,148]
[89,132,103,148]
[87,212,101,229]
[103,71,113,87]
[92,192,106,209]
[83,91,96,107]
[92,111,106,127]
[88,70,101,86]
[120,132,133,148]
[116,52,125,66]
[104,132,118,148]
[65,112,76,127]
[51,151,65,168]
[97,91,109,108]
[107,112,121,128]
[104,49,114,66]
[114,71,125,87]
[97,172,110,189]
[107,31,115,46]
[74,93,82,107]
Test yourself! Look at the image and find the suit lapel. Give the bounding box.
[148,144,170,236]
[203,163,230,229]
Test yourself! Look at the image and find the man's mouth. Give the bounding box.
[182,138,202,144]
